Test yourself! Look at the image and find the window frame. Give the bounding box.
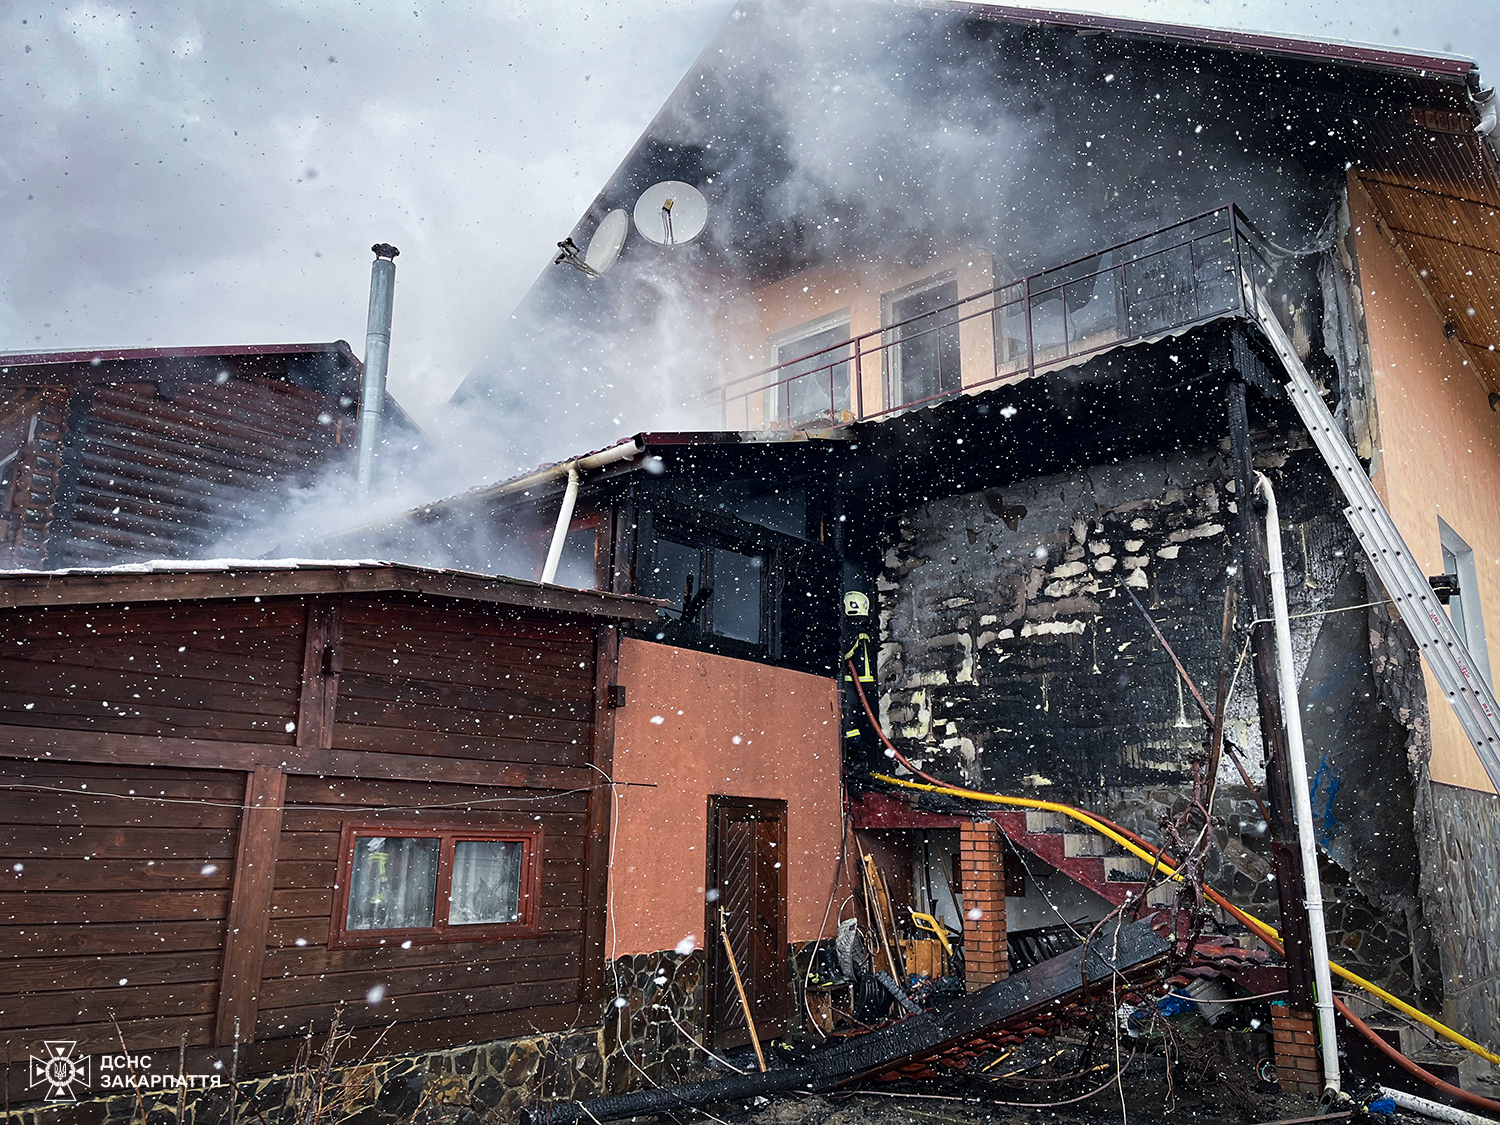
[764,310,853,424]
[881,271,962,407]
[329,822,545,949]
[1439,517,1493,689]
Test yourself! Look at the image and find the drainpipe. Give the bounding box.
[537,439,646,585]
[356,243,399,492]
[1256,471,1340,1096]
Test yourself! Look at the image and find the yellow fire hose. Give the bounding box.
[874,772,1500,1068]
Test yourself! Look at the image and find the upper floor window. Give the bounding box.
[1439,518,1492,688]
[884,275,961,406]
[332,823,542,947]
[767,313,851,424]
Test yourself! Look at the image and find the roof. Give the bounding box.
[0,341,363,389]
[0,559,665,622]
[942,3,1481,82]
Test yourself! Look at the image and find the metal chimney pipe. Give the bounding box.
[356,243,399,491]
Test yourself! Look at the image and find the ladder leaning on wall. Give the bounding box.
[1247,292,1500,794]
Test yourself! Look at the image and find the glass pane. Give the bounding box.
[552,524,598,589]
[449,839,524,925]
[893,282,960,403]
[650,538,701,616]
[712,548,763,643]
[346,836,439,931]
[776,323,850,421]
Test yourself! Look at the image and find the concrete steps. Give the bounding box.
[994,808,1175,908]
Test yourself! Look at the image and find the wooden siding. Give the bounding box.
[0,589,612,1102]
[0,598,305,744]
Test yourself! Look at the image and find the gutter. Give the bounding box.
[535,438,644,584]
[1257,471,1341,1098]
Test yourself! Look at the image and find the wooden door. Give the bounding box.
[706,796,788,1049]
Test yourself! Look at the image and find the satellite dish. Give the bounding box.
[585,209,629,275]
[552,209,630,279]
[633,181,708,246]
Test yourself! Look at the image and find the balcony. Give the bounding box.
[715,205,1282,430]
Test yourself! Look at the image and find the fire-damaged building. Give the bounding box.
[7,1,1500,1123]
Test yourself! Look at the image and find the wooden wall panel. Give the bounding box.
[0,599,304,743]
[0,759,243,1063]
[1,590,611,1095]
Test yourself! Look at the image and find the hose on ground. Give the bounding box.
[847,661,1500,1108]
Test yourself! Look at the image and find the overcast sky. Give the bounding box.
[2,0,1496,424]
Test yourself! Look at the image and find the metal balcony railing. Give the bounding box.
[715,204,1281,430]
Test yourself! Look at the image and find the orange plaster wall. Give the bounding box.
[715,250,996,425]
[605,638,848,956]
[1350,177,1500,793]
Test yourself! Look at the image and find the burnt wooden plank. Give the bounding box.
[296,599,339,751]
[0,567,661,621]
[215,766,286,1045]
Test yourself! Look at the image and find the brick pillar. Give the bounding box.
[960,820,1008,990]
[1270,1006,1322,1095]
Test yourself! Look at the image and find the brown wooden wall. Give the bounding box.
[0,590,616,1102]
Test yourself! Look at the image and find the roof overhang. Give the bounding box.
[0,560,664,622]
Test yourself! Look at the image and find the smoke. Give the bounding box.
[224,0,1362,568]
[453,0,1339,451]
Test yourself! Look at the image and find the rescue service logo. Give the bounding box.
[28,1041,90,1101]
[27,1045,224,1101]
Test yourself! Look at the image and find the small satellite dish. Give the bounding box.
[553,209,630,279]
[633,181,708,246]
[585,209,629,275]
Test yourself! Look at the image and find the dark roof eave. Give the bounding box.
[940,1,1480,83]
[0,340,363,373]
[0,562,665,622]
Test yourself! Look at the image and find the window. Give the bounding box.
[767,313,851,423]
[331,823,542,946]
[885,277,961,406]
[647,533,766,647]
[1439,518,1493,688]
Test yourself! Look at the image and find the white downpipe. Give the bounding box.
[1381,1087,1500,1125]
[1256,471,1341,1095]
[540,466,581,586]
[536,438,644,586]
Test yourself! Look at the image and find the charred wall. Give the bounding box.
[871,424,1432,990]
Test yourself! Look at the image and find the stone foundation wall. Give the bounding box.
[9,952,709,1125]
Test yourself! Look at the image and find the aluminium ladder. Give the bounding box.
[1246,292,1500,794]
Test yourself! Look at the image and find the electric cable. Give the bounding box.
[846,662,1500,1074]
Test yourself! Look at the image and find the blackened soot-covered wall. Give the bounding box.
[871,424,1433,987]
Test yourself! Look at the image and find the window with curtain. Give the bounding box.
[333,825,541,946]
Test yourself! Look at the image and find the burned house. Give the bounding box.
[9,1,1500,1122]
[351,0,1500,1105]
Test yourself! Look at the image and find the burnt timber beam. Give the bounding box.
[521,919,1171,1125]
